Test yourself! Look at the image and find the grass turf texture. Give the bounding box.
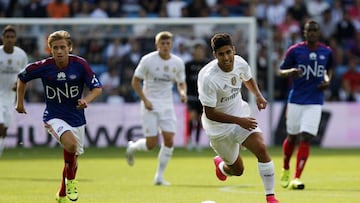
[0,147,359,203]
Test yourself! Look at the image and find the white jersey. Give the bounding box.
[198,55,253,137]
[0,45,28,105]
[134,51,185,106]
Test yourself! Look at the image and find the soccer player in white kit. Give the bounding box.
[197,33,279,203]
[126,31,187,186]
[0,25,28,156]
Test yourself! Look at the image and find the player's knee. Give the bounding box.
[65,142,77,153]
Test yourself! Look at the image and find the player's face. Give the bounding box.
[304,23,320,44]
[50,39,71,67]
[213,45,235,72]
[156,39,172,59]
[1,31,16,48]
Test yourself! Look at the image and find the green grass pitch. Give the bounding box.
[0,146,359,203]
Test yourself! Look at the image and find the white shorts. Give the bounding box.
[141,104,176,137]
[286,103,322,136]
[0,103,14,127]
[45,118,85,155]
[209,125,262,165]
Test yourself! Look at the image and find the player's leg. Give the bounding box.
[0,124,7,157]
[154,131,174,186]
[243,132,279,203]
[126,110,158,166]
[0,105,12,157]
[289,105,321,190]
[281,103,302,188]
[46,119,79,201]
[209,133,242,181]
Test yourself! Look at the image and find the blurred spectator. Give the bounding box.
[306,0,330,22]
[166,0,187,18]
[73,0,92,17]
[330,0,343,24]
[335,10,356,51]
[349,32,360,60]
[186,0,210,17]
[253,0,268,22]
[277,11,301,44]
[266,0,287,26]
[90,0,108,18]
[105,38,130,62]
[69,0,81,17]
[348,0,360,20]
[99,65,122,103]
[140,0,164,17]
[341,58,360,101]
[121,0,141,16]
[23,0,47,17]
[318,8,337,44]
[108,0,122,17]
[287,0,308,24]
[46,0,70,18]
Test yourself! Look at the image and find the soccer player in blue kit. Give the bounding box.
[278,20,333,190]
[15,30,102,203]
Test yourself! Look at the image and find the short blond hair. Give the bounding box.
[155,31,173,44]
[47,30,72,49]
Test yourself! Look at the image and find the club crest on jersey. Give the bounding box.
[69,74,77,80]
[231,76,236,85]
[309,52,317,60]
[164,66,169,72]
[172,67,177,73]
[57,72,66,81]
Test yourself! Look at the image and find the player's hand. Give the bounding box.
[317,81,330,91]
[236,117,258,131]
[290,68,303,78]
[180,94,187,103]
[15,104,27,114]
[256,95,267,110]
[144,99,153,111]
[76,99,88,109]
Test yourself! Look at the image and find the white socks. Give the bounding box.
[155,145,173,180]
[0,137,5,156]
[258,161,275,195]
[130,138,148,151]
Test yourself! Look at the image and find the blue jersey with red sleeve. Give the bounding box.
[18,55,102,127]
[280,42,333,105]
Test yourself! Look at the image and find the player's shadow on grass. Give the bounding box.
[173,184,255,189]
[0,177,92,182]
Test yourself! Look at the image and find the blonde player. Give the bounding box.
[197,33,279,203]
[126,31,187,186]
[0,25,28,156]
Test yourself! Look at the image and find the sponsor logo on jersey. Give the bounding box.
[57,72,66,81]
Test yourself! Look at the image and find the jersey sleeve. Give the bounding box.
[18,62,42,82]
[133,56,147,79]
[198,76,217,108]
[280,47,295,70]
[84,63,102,90]
[175,58,186,83]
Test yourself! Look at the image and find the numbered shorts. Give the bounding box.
[209,125,262,165]
[286,103,322,136]
[45,118,85,155]
[141,105,176,137]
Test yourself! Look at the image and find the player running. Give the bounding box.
[15,30,102,202]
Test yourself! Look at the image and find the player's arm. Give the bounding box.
[204,106,258,131]
[77,87,102,109]
[177,81,187,103]
[15,79,27,114]
[278,68,302,78]
[131,76,153,110]
[318,69,332,91]
[243,78,267,110]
